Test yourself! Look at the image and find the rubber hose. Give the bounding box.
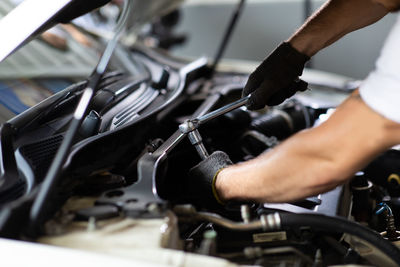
[279,213,400,264]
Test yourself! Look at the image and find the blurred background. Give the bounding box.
[172,0,397,79]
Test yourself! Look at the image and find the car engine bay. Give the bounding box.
[1,1,400,266]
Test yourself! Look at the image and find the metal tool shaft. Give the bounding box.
[196,95,250,125]
[179,94,250,160]
[188,130,209,160]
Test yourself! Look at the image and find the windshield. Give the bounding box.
[0,0,186,122]
[0,0,132,121]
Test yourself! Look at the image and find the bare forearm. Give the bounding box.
[288,0,388,56]
[216,92,400,203]
[216,133,343,203]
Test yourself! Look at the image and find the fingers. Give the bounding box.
[267,79,308,106]
[246,79,276,110]
[242,72,262,97]
[242,42,309,109]
[247,79,308,109]
[296,79,308,92]
[210,151,233,164]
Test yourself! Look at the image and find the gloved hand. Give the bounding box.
[243,42,310,110]
[186,151,232,208]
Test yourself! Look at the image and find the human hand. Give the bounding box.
[185,151,232,208]
[243,42,309,110]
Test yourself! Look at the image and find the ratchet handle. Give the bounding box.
[197,94,251,125]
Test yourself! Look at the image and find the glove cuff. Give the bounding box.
[212,168,226,205]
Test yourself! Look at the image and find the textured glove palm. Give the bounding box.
[243,42,310,110]
[186,151,232,208]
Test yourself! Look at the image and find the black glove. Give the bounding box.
[243,42,310,110]
[186,151,232,208]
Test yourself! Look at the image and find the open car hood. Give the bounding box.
[0,0,74,62]
[0,0,183,63]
